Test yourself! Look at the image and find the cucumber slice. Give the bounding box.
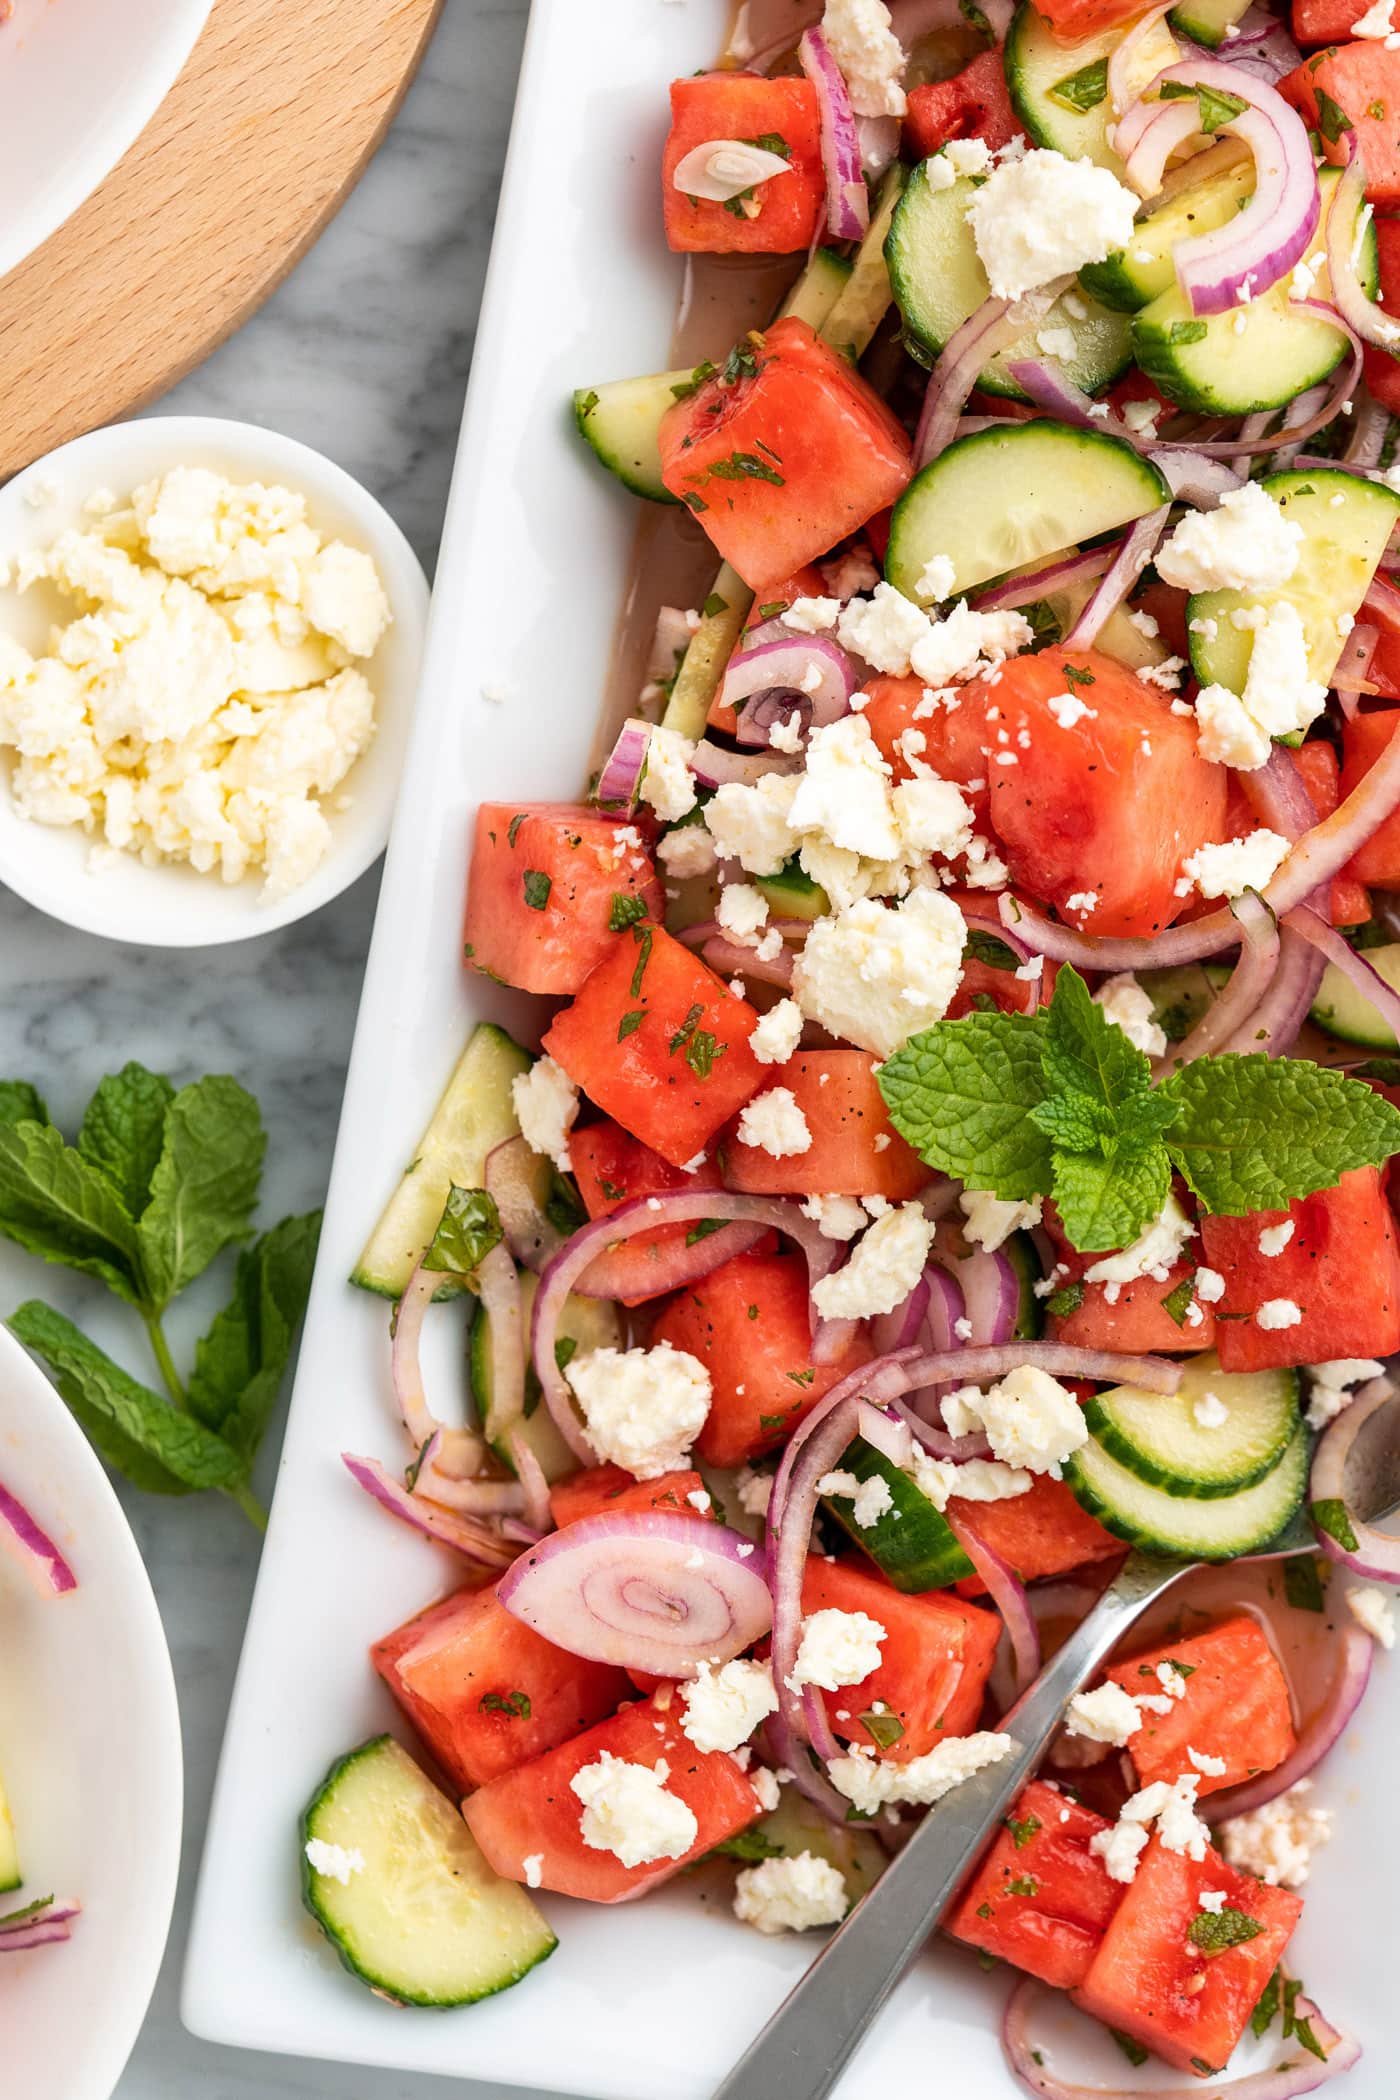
[664,562,753,738]
[720,1782,886,1896]
[1187,468,1400,693]
[1004,3,1177,171]
[0,1767,19,1893]
[779,246,853,331]
[756,856,829,922]
[1064,1426,1308,1560]
[886,421,1170,603]
[1134,168,1378,416]
[1168,0,1252,44]
[1080,145,1253,314]
[1311,940,1400,1049]
[820,163,907,361]
[1003,1230,1045,1341]
[822,1437,974,1592]
[352,1024,530,1302]
[1085,1353,1300,1498]
[574,371,693,505]
[472,1270,620,1483]
[887,158,1132,398]
[1140,963,1231,1043]
[301,1735,556,2006]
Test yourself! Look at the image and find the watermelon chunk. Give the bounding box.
[1105,1615,1296,1798]
[802,1557,1000,1758]
[720,1050,929,1198]
[947,1778,1123,1988]
[463,804,661,995]
[548,1464,708,1529]
[663,74,826,255]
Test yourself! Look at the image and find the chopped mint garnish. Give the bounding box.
[1188,1907,1263,1953]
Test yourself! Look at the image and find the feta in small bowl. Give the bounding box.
[0,417,429,946]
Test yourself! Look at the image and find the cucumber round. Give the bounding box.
[301,1736,556,2007]
[473,1270,620,1483]
[1311,940,1400,1049]
[1004,4,1176,171]
[778,245,853,332]
[573,371,691,504]
[1084,1353,1300,1498]
[819,163,907,361]
[352,1023,531,1302]
[1080,145,1253,315]
[1003,1229,1045,1341]
[822,1437,974,1592]
[756,856,829,922]
[1139,963,1232,1044]
[1064,1426,1309,1561]
[1187,468,1400,693]
[1133,168,1378,416]
[886,421,1171,603]
[1169,0,1252,43]
[886,158,1132,398]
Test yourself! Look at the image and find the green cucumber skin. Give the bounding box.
[573,373,689,506]
[1083,1369,1300,1500]
[1311,945,1400,1051]
[823,1439,973,1592]
[1064,1429,1308,1561]
[1003,1230,1045,1342]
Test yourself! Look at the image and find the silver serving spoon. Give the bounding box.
[714,1396,1400,2100]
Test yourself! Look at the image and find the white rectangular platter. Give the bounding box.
[182,2,1400,2092]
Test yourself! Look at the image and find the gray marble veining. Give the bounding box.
[0,4,566,2093]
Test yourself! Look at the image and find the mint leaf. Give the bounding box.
[1042,967,1155,1115]
[879,1013,1052,1201]
[422,1185,502,1277]
[0,1119,144,1303]
[713,1827,786,1861]
[1053,1142,1170,1253]
[0,1081,48,1129]
[1161,1056,1400,1216]
[136,1076,265,1309]
[77,1064,175,1219]
[1188,1907,1263,1953]
[8,1301,245,1494]
[187,1210,321,1461]
[1028,1091,1116,1154]
[1251,1968,1281,2038]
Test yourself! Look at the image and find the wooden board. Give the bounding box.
[0,0,443,481]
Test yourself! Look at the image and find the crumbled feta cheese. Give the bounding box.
[733,1850,848,1934]
[304,1839,365,1884]
[522,1852,544,1888]
[798,1193,869,1243]
[1354,0,1395,36]
[752,1765,782,1813]
[837,582,930,675]
[960,1188,1043,1252]
[681,1659,779,1753]
[1037,325,1079,361]
[782,596,843,634]
[811,1201,936,1320]
[1187,1746,1228,1777]
[1256,1298,1303,1331]
[827,1731,1013,1814]
[1198,1887,1228,1913]
[819,1469,894,1528]
[1193,682,1269,771]
[1183,830,1290,900]
[1064,891,1099,916]
[1258,1218,1296,1257]
[1122,398,1162,438]
[717,881,770,946]
[790,715,900,860]
[571,1753,699,1867]
[962,1364,1090,1477]
[1047,688,1095,729]
[793,888,966,1057]
[1156,482,1303,596]
[1193,1391,1229,1429]
[892,774,975,859]
[1194,1266,1225,1304]
[909,1451,1032,1511]
[790,1608,887,1692]
[915,553,957,603]
[1091,1773,1210,1884]
[823,547,881,599]
[1219,1780,1332,1888]
[965,149,1138,301]
[750,997,804,1066]
[1306,1358,1384,1430]
[1084,1194,1195,1287]
[565,1343,711,1478]
[1066,1682,1143,1746]
[1348,1585,1396,1648]
[512,1054,579,1172]
[657,822,718,880]
[737,1085,812,1159]
[704,771,800,876]
[821,0,907,117]
[639,726,697,821]
[909,602,1033,688]
[1197,600,1327,771]
[735,1464,773,1519]
[1095,973,1167,1058]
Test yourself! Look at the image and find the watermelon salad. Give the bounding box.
[0,1477,81,1957]
[301,0,1400,2087]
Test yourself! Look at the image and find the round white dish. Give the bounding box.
[0,1322,182,2100]
[0,416,430,947]
[0,0,213,284]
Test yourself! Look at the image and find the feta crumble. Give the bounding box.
[750,997,804,1066]
[827,1731,1013,1814]
[821,0,907,116]
[1084,1193,1194,1287]
[565,1343,711,1479]
[799,1192,869,1241]
[1090,1773,1211,1884]
[1258,1218,1296,1257]
[304,1838,365,1885]
[657,823,718,881]
[793,888,966,1057]
[1182,830,1290,900]
[570,1753,699,1868]
[811,1201,936,1320]
[512,1054,579,1172]
[915,553,957,603]
[909,1451,1032,1510]
[1306,1358,1384,1429]
[733,1850,848,1934]
[1219,1780,1332,1888]
[790,1607,887,1692]
[1065,1682,1143,1746]
[522,1852,544,1889]
[1347,1585,1396,1649]
[1256,1298,1303,1331]
[958,1364,1089,1477]
[1156,482,1303,596]
[961,1188,1044,1252]
[1095,973,1167,1058]
[965,149,1138,302]
[1193,1391,1230,1429]
[681,1659,779,1753]
[639,726,698,821]
[818,1469,894,1528]
[735,1464,774,1519]
[737,1084,812,1159]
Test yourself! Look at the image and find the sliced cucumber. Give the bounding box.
[756,856,829,922]
[1311,940,1400,1049]
[0,1767,19,1893]
[1080,144,1253,314]
[1169,0,1252,44]
[472,1270,620,1483]
[719,1782,886,1897]
[1003,1229,1045,1342]
[1134,168,1378,415]
[887,158,1132,398]
[1064,1426,1308,1560]
[352,1024,531,1302]
[664,561,754,738]
[1140,963,1231,1044]
[779,246,853,332]
[822,1437,974,1592]
[1187,468,1400,693]
[1085,1353,1300,1499]
[574,370,693,505]
[1004,3,1177,171]
[301,1735,556,2006]
[886,421,1171,603]
[820,163,907,362]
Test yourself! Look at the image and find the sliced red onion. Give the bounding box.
[1065,505,1171,648]
[1121,100,1207,199]
[1004,360,1132,441]
[1310,1375,1400,1580]
[972,543,1118,616]
[647,606,699,684]
[341,1453,519,1566]
[1328,141,1400,357]
[899,1340,1182,1393]
[856,113,901,178]
[1287,903,1400,1041]
[484,1136,568,1275]
[1333,622,1379,711]
[676,914,811,950]
[1154,447,1246,505]
[1240,741,1319,842]
[872,1271,932,1357]
[1224,924,1324,1055]
[721,634,859,744]
[497,1509,771,1675]
[596,718,652,811]
[896,1399,994,1460]
[391,1261,488,1478]
[416,1240,529,1516]
[1205,1625,1373,1825]
[946,1507,1040,1698]
[735,692,812,751]
[0,1896,81,1949]
[0,1477,77,1598]
[856,1399,914,1469]
[1162,891,1281,1069]
[691,739,802,790]
[955,1250,1022,1350]
[703,934,797,989]
[1345,390,1391,472]
[1216,8,1301,83]
[799,27,868,241]
[923,1260,969,1353]
[1000,1973,1360,2100]
[504,1430,552,1537]
[914,286,1066,470]
[1107,1,1174,115]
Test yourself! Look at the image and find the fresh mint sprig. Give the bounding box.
[0,1064,320,1528]
[878,967,1400,1252]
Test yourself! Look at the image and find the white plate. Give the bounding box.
[0,0,212,284]
[182,2,1400,2091]
[0,1325,182,2100]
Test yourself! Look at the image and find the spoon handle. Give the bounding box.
[712,1550,1187,2100]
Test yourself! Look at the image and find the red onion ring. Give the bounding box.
[1065,505,1172,648]
[900,1339,1182,1394]
[1345,391,1391,472]
[1155,448,1247,505]
[1222,924,1324,1055]
[1121,100,1206,199]
[1205,1625,1373,1825]
[972,543,1118,616]
[691,739,803,789]
[1107,1,1175,115]
[504,1426,553,1537]
[914,287,1067,470]
[597,718,652,811]
[856,1398,915,1469]
[1327,141,1400,357]
[946,1507,1041,1696]
[341,1452,519,1565]
[702,934,797,989]
[484,1136,568,1275]
[872,1270,933,1357]
[391,1259,489,1478]
[0,1897,81,1939]
[497,1509,772,1675]
[799,27,868,241]
[1332,623,1379,711]
[1160,891,1280,1069]
[722,633,860,745]
[956,1248,1021,1349]
[1309,1374,1400,1580]
[0,1915,79,1952]
[0,1475,77,1597]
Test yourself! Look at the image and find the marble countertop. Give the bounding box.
[0,4,562,2093]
